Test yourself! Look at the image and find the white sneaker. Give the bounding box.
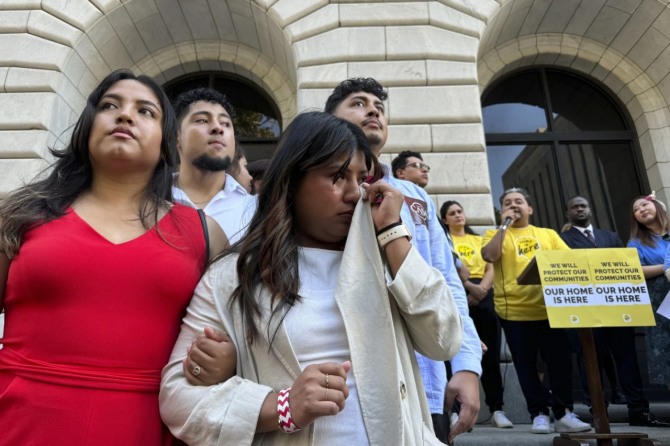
[450,412,459,428]
[555,411,592,433]
[491,410,514,428]
[531,414,552,434]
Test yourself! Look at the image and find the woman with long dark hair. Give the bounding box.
[160,111,462,445]
[440,200,512,429]
[628,193,670,389]
[0,69,225,445]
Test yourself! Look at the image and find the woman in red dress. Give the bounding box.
[0,70,226,445]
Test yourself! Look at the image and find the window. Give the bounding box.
[482,68,646,241]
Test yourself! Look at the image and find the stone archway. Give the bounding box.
[60,0,297,126]
[0,0,301,195]
[128,41,295,123]
[477,0,670,203]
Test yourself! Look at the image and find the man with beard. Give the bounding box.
[326,78,482,444]
[561,196,670,428]
[172,88,256,243]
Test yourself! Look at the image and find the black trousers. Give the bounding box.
[500,318,574,420]
[468,279,505,412]
[431,413,449,444]
[570,327,648,412]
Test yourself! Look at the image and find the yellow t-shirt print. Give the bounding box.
[515,236,540,259]
[455,243,476,263]
[483,225,570,321]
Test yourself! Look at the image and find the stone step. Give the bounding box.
[454,404,670,446]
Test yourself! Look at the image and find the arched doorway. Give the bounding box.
[165,72,281,161]
[482,67,647,242]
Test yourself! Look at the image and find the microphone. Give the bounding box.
[500,216,512,231]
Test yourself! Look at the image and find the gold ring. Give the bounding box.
[192,365,201,376]
[324,388,328,400]
[325,373,329,389]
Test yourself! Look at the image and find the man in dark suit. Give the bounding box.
[561,197,623,249]
[561,196,669,427]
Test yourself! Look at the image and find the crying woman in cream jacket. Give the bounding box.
[160,197,463,446]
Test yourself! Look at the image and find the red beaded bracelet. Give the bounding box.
[277,388,301,434]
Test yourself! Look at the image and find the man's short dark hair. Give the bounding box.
[247,158,269,178]
[173,87,235,125]
[565,195,588,210]
[499,187,533,207]
[391,151,423,178]
[324,78,388,114]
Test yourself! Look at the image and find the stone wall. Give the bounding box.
[2,0,670,225]
[0,0,498,226]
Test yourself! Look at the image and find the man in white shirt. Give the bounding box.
[326,78,483,444]
[172,88,256,243]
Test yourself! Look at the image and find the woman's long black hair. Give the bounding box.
[0,69,177,257]
[629,195,670,247]
[440,200,477,235]
[225,111,381,344]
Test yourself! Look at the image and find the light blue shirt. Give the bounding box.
[382,166,482,413]
[172,173,257,244]
[624,234,670,271]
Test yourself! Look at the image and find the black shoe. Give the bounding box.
[611,390,627,405]
[629,411,670,427]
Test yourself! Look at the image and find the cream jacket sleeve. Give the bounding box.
[159,262,272,446]
[386,246,463,360]
[336,196,463,363]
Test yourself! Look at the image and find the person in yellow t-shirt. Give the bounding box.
[441,200,512,429]
[481,188,590,435]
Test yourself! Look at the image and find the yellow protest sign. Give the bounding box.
[535,248,655,328]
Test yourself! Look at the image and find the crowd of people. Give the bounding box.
[0,70,669,445]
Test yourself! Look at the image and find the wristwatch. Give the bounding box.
[377,222,412,248]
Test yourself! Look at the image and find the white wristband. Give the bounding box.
[377,223,412,248]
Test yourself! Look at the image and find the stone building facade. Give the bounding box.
[1,0,670,229]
